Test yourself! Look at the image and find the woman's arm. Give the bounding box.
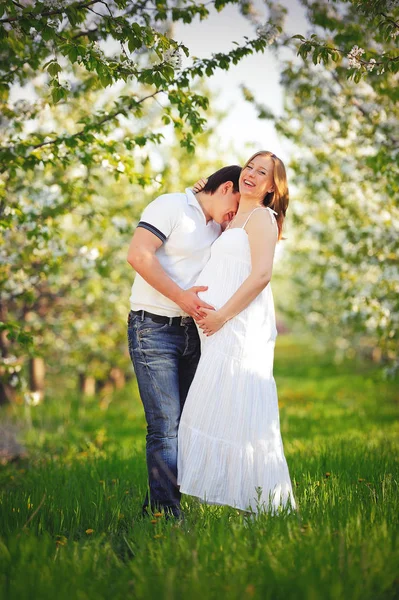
[197,210,277,336]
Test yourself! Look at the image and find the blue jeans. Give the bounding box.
[127,310,201,517]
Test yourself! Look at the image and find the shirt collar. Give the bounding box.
[185,187,218,229]
[185,187,208,221]
[185,187,201,210]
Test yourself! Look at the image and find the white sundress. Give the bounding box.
[177,207,297,514]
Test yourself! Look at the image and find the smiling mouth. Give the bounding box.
[243,179,255,187]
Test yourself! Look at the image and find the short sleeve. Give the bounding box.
[137,194,182,243]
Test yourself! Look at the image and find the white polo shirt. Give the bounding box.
[129,188,221,317]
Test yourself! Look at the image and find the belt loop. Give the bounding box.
[140,310,145,321]
[168,316,173,326]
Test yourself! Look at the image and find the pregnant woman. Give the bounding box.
[177,151,297,515]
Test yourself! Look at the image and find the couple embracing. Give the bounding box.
[127,150,297,518]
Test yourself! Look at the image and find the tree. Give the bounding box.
[1,61,239,402]
[245,0,398,371]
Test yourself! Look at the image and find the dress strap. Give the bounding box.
[242,206,278,229]
[242,207,262,229]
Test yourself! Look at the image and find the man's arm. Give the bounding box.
[127,228,214,318]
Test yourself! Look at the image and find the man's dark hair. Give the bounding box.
[203,165,242,194]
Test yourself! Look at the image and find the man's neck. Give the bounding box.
[195,191,212,223]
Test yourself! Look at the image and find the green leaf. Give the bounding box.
[68,46,79,62]
[354,71,362,83]
[47,62,62,77]
[66,7,79,26]
[99,72,113,87]
[51,87,64,104]
[41,25,55,42]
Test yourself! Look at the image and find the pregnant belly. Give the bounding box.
[195,262,248,311]
[196,283,219,310]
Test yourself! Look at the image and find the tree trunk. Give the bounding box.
[371,346,382,363]
[0,383,15,406]
[109,367,126,390]
[79,374,96,397]
[0,302,13,405]
[29,357,45,401]
[97,379,114,396]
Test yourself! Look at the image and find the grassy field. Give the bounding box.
[1,336,398,600]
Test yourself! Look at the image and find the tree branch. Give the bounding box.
[0,0,100,24]
[0,90,162,154]
[380,13,399,29]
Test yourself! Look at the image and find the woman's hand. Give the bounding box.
[196,308,226,336]
[192,177,208,193]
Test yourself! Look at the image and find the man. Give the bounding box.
[127,165,241,518]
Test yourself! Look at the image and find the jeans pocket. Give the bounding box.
[137,318,169,340]
[127,311,139,327]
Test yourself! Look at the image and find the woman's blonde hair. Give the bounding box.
[243,150,289,240]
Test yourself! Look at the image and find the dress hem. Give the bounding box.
[178,485,297,514]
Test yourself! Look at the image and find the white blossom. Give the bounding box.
[87,248,100,261]
[42,0,69,7]
[347,45,365,69]
[9,374,19,388]
[324,269,340,288]
[111,216,128,231]
[2,355,18,366]
[24,391,42,406]
[256,22,280,45]
[164,48,182,69]
[14,99,32,114]
[78,247,100,263]
[101,158,114,172]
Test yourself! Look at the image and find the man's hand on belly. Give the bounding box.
[176,287,215,319]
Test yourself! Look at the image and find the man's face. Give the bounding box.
[212,185,240,224]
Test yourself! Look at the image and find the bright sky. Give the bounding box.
[174,0,308,164]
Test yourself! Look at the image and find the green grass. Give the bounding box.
[1,336,398,600]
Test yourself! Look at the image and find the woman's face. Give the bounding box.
[239,155,274,201]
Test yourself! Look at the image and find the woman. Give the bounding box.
[177,151,297,514]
